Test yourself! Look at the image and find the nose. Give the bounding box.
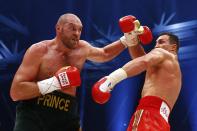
[73,30,81,38]
[76,29,82,35]
[155,43,160,48]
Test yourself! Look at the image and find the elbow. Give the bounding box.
[142,55,151,68]
[10,91,18,101]
[10,94,17,102]
[100,48,115,62]
[135,58,149,73]
[139,61,149,73]
[102,57,113,63]
[10,85,21,101]
[95,54,112,63]
[101,53,114,62]
[142,60,149,68]
[11,96,19,102]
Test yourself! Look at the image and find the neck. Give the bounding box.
[169,50,177,55]
[169,50,178,60]
[53,37,70,53]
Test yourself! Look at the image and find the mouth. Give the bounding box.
[71,38,79,47]
[71,38,77,43]
[73,37,79,41]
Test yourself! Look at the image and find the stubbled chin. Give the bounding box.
[72,41,79,49]
[75,40,79,46]
[72,39,78,44]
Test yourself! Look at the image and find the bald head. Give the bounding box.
[56,13,82,26]
[55,13,83,49]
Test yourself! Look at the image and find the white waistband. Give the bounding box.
[160,101,170,122]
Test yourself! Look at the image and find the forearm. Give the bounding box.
[10,82,41,101]
[128,44,146,59]
[98,40,126,62]
[99,57,147,91]
[122,57,147,77]
[119,16,152,59]
[91,55,147,104]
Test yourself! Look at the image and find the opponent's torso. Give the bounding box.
[142,53,182,109]
[37,41,88,96]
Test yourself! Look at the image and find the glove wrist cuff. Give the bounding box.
[120,35,139,47]
[37,76,60,95]
[120,36,128,48]
[108,68,127,90]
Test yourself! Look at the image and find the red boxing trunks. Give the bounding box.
[127,96,171,131]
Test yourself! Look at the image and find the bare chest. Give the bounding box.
[143,59,181,93]
[37,50,86,80]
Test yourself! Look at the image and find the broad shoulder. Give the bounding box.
[78,40,94,53]
[149,48,177,66]
[27,40,50,56]
[151,48,167,54]
[151,48,174,58]
[79,40,92,47]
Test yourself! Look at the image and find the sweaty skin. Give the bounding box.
[10,13,126,101]
[124,34,182,109]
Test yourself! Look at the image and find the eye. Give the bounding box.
[79,27,82,32]
[157,40,164,44]
[67,23,76,31]
[72,26,76,31]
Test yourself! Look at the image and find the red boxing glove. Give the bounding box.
[119,15,153,46]
[37,66,81,95]
[92,77,111,104]
[92,68,128,104]
[55,66,81,89]
[119,15,136,33]
[138,26,153,45]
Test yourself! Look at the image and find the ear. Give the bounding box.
[56,24,61,32]
[171,44,177,51]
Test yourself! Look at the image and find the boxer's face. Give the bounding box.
[58,19,83,49]
[155,35,175,51]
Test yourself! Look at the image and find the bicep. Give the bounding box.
[13,48,41,84]
[86,45,105,62]
[14,60,39,83]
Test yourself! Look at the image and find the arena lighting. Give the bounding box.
[0,15,29,36]
[179,45,197,61]
[152,13,197,62]
[153,13,197,40]
[0,14,30,82]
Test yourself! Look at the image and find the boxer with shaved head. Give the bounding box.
[10,13,132,131]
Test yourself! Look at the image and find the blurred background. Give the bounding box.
[0,0,197,131]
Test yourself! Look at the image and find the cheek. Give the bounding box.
[61,31,71,39]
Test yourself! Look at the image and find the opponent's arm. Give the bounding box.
[122,48,165,76]
[92,48,165,104]
[119,15,152,59]
[128,44,146,59]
